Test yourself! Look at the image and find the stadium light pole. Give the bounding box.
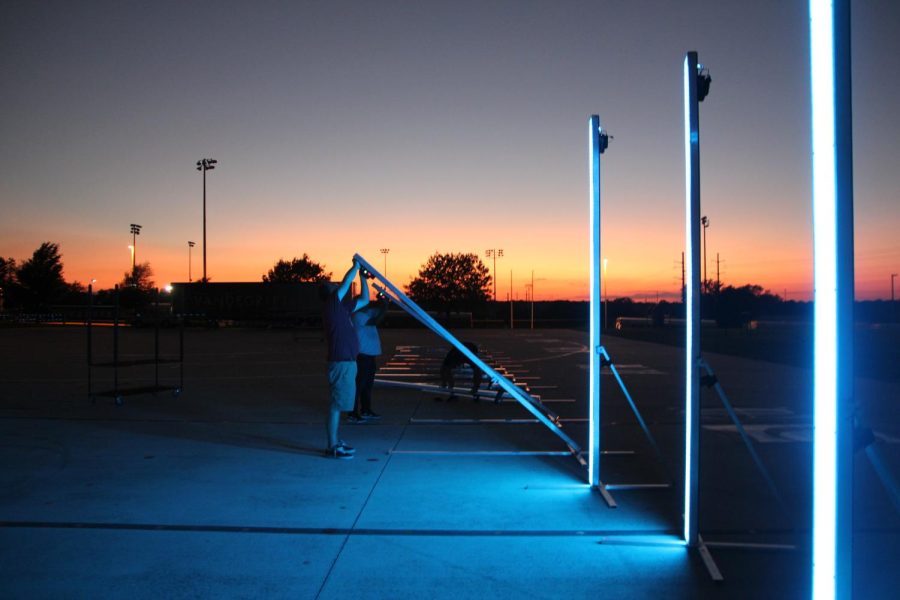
[196,158,218,282]
[485,249,504,301]
[188,241,195,282]
[810,1,854,597]
[380,248,390,279]
[129,224,142,272]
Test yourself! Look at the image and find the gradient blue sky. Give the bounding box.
[2,1,897,300]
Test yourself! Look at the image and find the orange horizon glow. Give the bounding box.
[4,218,893,302]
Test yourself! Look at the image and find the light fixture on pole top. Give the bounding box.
[485,249,504,301]
[196,158,218,282]
[379,248,390,278]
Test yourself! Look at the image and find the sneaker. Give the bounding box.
[360,410,381,420]
[347,413,365,424]
[326,443,355,459]
[336,440,355,454]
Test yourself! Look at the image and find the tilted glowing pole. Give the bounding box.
[810,1,854,598]
[683,51,703,547]
[353,253,582,454]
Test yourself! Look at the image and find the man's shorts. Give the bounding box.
[327,361,357,412]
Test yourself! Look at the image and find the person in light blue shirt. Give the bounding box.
[349,297,388,422]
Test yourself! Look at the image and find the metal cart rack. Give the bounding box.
[87,284,184,405]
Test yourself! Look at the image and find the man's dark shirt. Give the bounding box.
[323,291,359,362]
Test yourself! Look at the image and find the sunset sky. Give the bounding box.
[2,1,897,301]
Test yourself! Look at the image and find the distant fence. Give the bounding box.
[615,316,717,330]
[171,282,321,326]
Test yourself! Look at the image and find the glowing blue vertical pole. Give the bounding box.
[683,52,701,547]
[810,1,854,598]
[588,115,602,488]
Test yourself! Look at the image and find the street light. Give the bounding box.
[196,158,218,282]
[700,216,709,293]
[188,241,195,282]
[380,248,390,278]
[129,223,142,272]
[485,249,504,301]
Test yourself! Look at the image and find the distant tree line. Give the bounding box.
[260,251,493,316]
[6,244,890,325]
[0,242,163,312]
[1,243,84,311]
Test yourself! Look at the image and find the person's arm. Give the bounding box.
[353,268,370,312]
[336,260,360,301]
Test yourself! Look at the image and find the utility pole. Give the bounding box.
[681,251,686,304]
[530,270,535,330]
[603,258,609,331]
[509,270,514,329]
[701,215,709,293]
[716,252,720,294]
[892,273,898,322]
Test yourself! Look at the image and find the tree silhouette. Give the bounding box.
[16,242,68,309]
[263,254,331,283]
[122,262,155,291]
[715,284,780,327]
[406,252,491,312]
[0,257,18,310]
[113,262,156,308]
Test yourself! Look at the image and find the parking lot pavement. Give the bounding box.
[1,325,897,598]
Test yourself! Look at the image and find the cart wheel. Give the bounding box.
[172,388,181,398]
[115,396,123,406]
